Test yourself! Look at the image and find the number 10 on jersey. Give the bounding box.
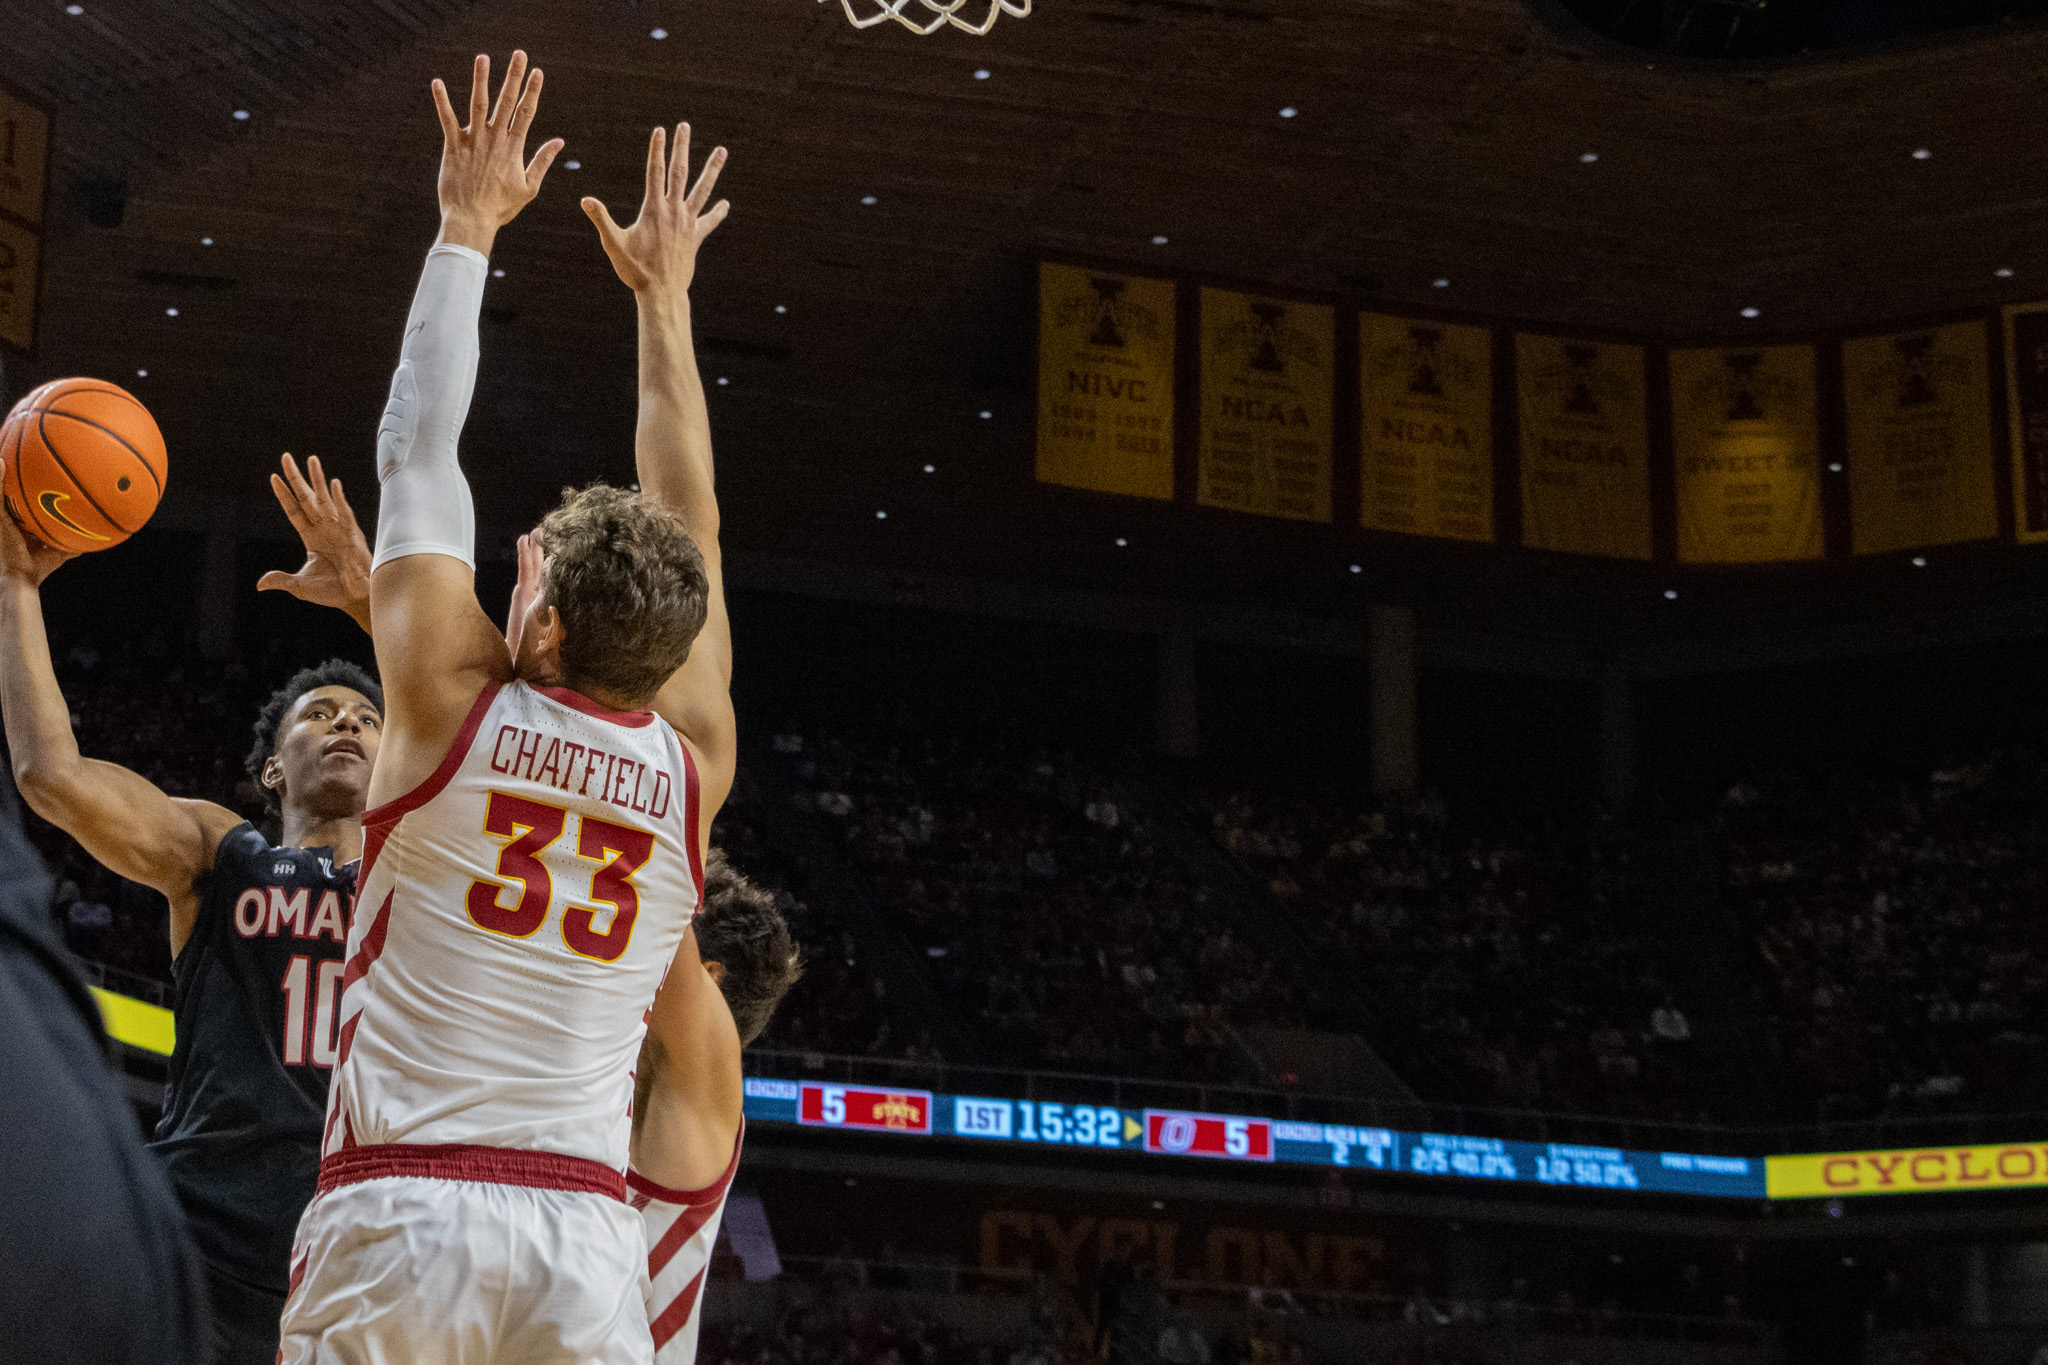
[467,790,655,962]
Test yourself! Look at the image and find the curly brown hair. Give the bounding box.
[537,484,708,704]
[697,849,803,1046]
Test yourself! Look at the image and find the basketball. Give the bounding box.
[0,378,168,554]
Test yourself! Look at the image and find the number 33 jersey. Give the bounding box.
[324,680,703,1169]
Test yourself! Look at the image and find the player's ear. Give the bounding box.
[703,960,726,986]
[261,754,286,792]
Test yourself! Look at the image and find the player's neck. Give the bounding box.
[281,809,364,865]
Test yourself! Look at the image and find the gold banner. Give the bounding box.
[1671,345,1823,563]
[2006,302,2048,544]
[1197,288,1333,522]
[1845,321,1997,555]
[1516,336,1652,559]
[1769,1142,2048,1199]
[0,216,39,353]
[1360,315,1492,542]
[0,86,50,227]
[1036,262,1175,500]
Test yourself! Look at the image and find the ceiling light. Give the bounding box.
[716,377,729,386]
[1741,307,1760,319]
[135,368,146,377]
[974,68,991,80]
[1151,235,1169,246]
[233,109,250,121]
[1279,107,1297,119]
[775,304,788,314]
[876,510,888,519]
[1115,537,1127,547]
[564,159,581,170]
[923,464,935,473]
[165,307,178,317]
[860,194,878,206]
[200,236,213,246]
[1912,148,1931,160]
[1997,267,2015,278]
[1579,152,1599,163]
[491,267,506,278]
[979,410,992,419]
[1912,556,1927,567]
[1348,564,1362,574]
[65,4,82,12]
[1433,277,1450,288]
[1663,589,1678,600]
[651,27,668,39]
[1829,463,1843,473]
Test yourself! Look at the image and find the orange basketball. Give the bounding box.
[0,378,167,554]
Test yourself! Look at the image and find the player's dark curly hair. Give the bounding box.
[244,660,384,819]
[537,484,708,705]
[697,849,802,1046]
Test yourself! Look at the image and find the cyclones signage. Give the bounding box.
[1769,1142,2048,1199]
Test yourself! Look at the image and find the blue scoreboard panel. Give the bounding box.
[742,1079,1765,1199]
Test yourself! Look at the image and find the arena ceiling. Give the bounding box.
[10,0,2048,646]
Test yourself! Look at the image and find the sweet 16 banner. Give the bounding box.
[1671,345,1824,563]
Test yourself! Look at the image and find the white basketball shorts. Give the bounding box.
[277,1156,651,1365]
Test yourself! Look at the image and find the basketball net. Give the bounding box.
[823,0,1031,34]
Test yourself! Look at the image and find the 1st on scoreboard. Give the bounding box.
[798,1082,934,1135]
[1143,1109,1275,1162]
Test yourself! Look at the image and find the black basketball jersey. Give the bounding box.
[150,822,356,1295]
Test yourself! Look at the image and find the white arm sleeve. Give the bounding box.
[371,242,487,570]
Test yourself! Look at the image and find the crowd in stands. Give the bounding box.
[1203,788,1696,1119]
[1723,753,2048,1121]
[27,624,2048,1128]
[771,724,1302,1080]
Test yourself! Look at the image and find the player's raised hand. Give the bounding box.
[258,453,373,632]
[581,123,730,295]
[430,50,564,254]
[0,462,77,586]
[503,529,544,663]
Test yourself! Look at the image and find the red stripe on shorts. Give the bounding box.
[317,1142,627,1200]
[650,1267,709,1351]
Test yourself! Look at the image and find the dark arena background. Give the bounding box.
[20,2,2048,1363]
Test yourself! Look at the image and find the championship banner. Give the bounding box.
[1670,345,1823,563]
[1515,335,1651,559]
[1197,287,1333,522]
[2004,302,2048,543]
[1769,1142,2048,1199]
[1359,314,1492,542]
[0,84,50,228]
[0,215,38,353]
[1036,262,1175,500]
[1844,321,1998,555]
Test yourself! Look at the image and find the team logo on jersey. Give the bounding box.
[316,856,334,878]
[273,859,296,878]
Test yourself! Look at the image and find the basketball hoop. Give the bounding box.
[823,0,1031,35]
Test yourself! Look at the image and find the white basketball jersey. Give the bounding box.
[631,1130,741,1365]
[324,680,703,1168]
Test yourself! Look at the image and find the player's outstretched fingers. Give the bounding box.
[645,125,669,210]
[686,147,728,216]
[491,50,529,130]
[431,77,462,144]
[468,54,491,132]
[700,198,731,240]
[524,137,564,194]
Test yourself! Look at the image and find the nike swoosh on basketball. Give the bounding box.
[37,491,110,541]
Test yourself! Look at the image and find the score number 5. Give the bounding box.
[467,790,655,962]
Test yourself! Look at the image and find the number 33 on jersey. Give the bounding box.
[321,681,705,1165]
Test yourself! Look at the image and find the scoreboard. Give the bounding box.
[748,1079,1765,1199]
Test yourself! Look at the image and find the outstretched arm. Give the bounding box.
[582,124,737,835]
[258,453,372,635]
[367,50,562,805]
[0,478,238,953]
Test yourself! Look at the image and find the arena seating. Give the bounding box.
[32,638,2048,1131]
[1721,755,2048,1122]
